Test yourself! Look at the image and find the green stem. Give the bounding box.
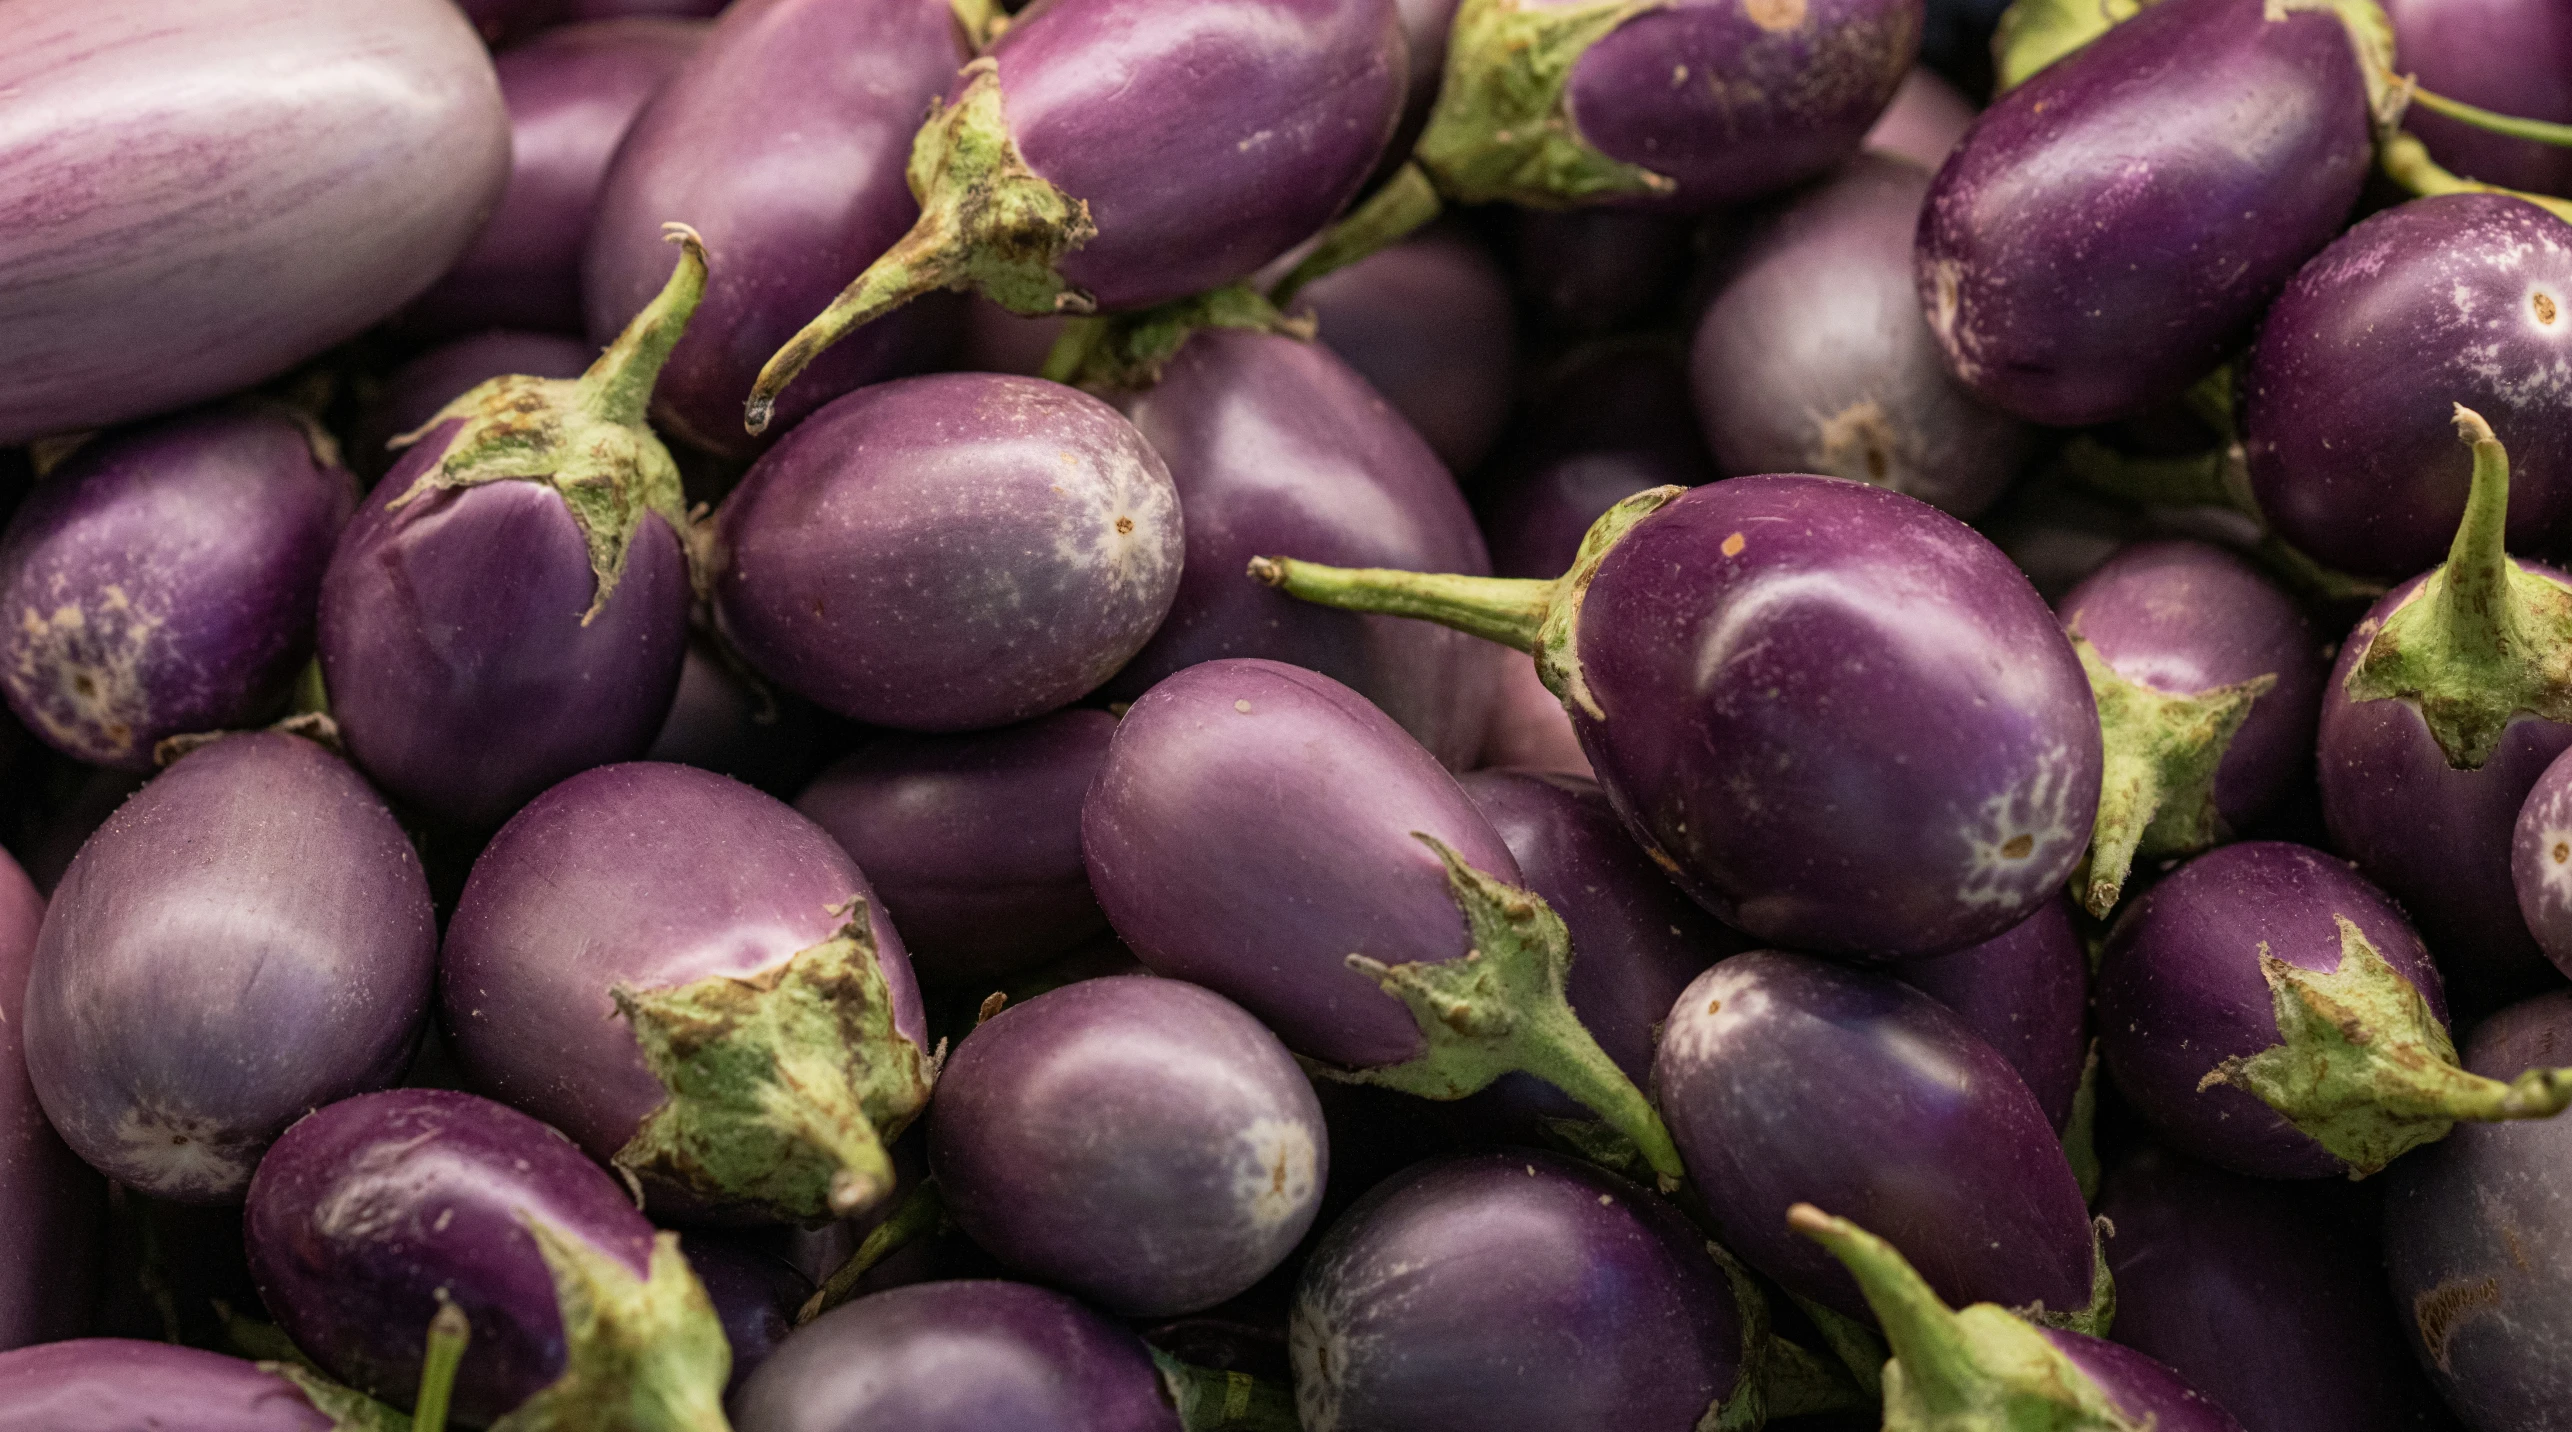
[949,0,1000,47]
[1786,1292,1886,1402]
[411,1302,469,1432]
[748,221,963,436]
[798,1180,950,1324]
[1266,165,1443,310]
[582,225,708,429]
[2381,131,2572,224]
[1246,557,1556,652]
[2403,81,2572,147]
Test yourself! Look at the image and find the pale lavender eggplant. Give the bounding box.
[1508,211,1694,338]
[0,0,509,444]
[794,711,1115,988]
[1291,226,1517,475]
[1863,66,1976,169]
[0,407,357,768]
[350,331,595,480]
[0,848,101,1352]
[681,1237,812,1398]
[2388,0,2572,197]
[1693,153,2032,519]
[730,1280,1181,1432]
[1893,895,2089,1132]
[21,732,435,1203]
[1477,343,1715,581]
[2513,746,2572,972]
[713,373,1181,731]
[1654,951,2096,1320]
[0,1341,333,1432]
[1916,0,2374,426]
[1480,661,1593,777]
[1106,330,1499,769]
[1287,1151,1750,1432]
[928,978,1327,1316]
[644,635,820,794]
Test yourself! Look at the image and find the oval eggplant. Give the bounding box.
[0,847,101,1351]
[349,331,596,480]
[1291,226,1517,476]
[2387,0,2572,197]
[0,1340,334,1432]
[1892,894,2090,1132]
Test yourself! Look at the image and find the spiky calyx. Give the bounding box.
[269,1369,410,1432]
[1702,1240,1776,1432]
[1040,284,1312,394]
[1413,0,1679,208]
[2071,632,2277,917]
[489,1221,732,1432]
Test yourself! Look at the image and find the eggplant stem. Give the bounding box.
[799,1180,950,1325]
[2379,131,2572,224]
[2394,75,2572,148]
[1267,164,1443,309]
[582,225,709,429]
[1246,557,1557,652]
[411,1301,470,1432]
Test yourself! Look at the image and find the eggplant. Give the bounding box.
[443,761,932,1224]
[350,332,596,480]
[0,406,357,768]
[1892,894,2090,1132]
[1862,65,1976,168]
[0,0,510,444]
[1508,211,1694,339]
[1390,0,1465,165]
[1481,346,1715,583]
[2514,746,2572,971]
[570,0,730,16]
[21,732,435,1203]
[644,635,822,795]
[677,1237,812,1399]
[1290,226,1517,476]
[0,1340,338,1432]
[2387,0,2572,197]
[0,847,101,1351]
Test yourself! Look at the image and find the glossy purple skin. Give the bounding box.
[570,0,730,15]
[1893,895,2089,1132]
[794,710,1114,988]
[989,0,1406,310]
[715,374,1181,731]
[2243,195,2572,583]
[21,733,436,1204]
[1654,951,2094,1320]
[1481,659,1594,777]
[0,1341,332,1432]
[1293,227,1517,475]
[0,849,101,1352]
[2059,539,2325,829]
[1862,66,1975,169]
[929,978,1327,1316]
[1478,344,1715,582]
[683,1237,812,1399]
[0,0,509,445]
[350,331,594,479]
[442,762,925,1210]
[246,1089,664,1425]
[0,408,358,768]
[1693,154,2031,520]
[1107,329,1499,769]
[1288,1151,1746,1432]
[2388,0,2572,197]
[584,0,963,458]
[1575,475,2102,957]
[2512,746,2572,975]
[1084,659,1524,1070]
[2098,841,2452,1179]
[2036,1332,2248,1432]
[2384,990,2572,1427]
[1509,209,1694,338]
[732,1280,1181,1432]
[409,19,703,336]
[1916,0,2373,426]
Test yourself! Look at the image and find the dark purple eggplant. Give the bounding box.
[444,761,931,1224]
[1893,895,2090,1133]
[457,0,565,45]
[713,373,1180,732]
[1390,0,1464,164]
[1508,210,1694,338]
[1862,65,1975,169]
[0,406,357,768]
[0,1340,338,1432]
[643,634,821,794]
[350,331,596,480]
[245,1088,730,1429]
[1290,226,1516,476]
[1256,474,2102,958]
[2388,0,2572,197]
[20,732,435,1203]
[794,711,1114,988]
[0,848,100,1351]
[679,1236,812,1399]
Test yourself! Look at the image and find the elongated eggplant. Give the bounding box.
[0,1340,336,1432]
[2387,0,2572,197]
[1892,895,2089,1132]
[0,847,100,1351]
[349,331,595,480]
[1291,227,1517,475]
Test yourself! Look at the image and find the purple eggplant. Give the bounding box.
[0,847,101,1351]
[1862,65,1975,169]
[584,0,963,459]
[1288,1151,1755,1432]
[1508,211,1694,338]
[794,711,1114,988]
[0,406,357,768]
[1290,226,1517,476]
[21,732,435,1203]
[245,1088,731,1429]
[320,231,705,830]
[2056,538,2324,915]
[1655,951,2102,1325]
[350,331,596,480]
[1104,328,1501,769]
[1480,661,1594,777]
[457,0,565,45]
[743,0,1408,432]
[0,0,509,445]
[0,1340,338,1432]
[570,0,730,16]
[1478,343,1715,581]
[1257,473,2102,958]
[2388,0,2572,197]
[2514,746,2572,971]
[1916,0,2377,426]
[444,761,932,1224]
[713,373,1180,732]
[645,635,822,794]
[2243,194,2572,584]
[679,1236,812,1398]
[1692,153,2033,520]
[930,977,1326,1316]
[1892,895,2090,1132]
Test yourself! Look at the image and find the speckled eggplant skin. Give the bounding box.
[929,978,1327,1316]
[1654,950,2095,1321]
[1293,227,1518,476]
[2035,1333,2247,1432]
[715,374,1181,732]
[1107,331,1498,769]
[1692,154,2030,519]
[0,1341,334,1432]
[680,1236,811,1399]
[1084,659,1523,1070]
[0,407,358,768]
[1892,895,2088,1132]
[2384,990,2572,1428]
[21,733,436,1205]
[350,332,596,479]
[0,0,510,445]
[0,848,101,1352]
[1573,475,2100,958]
[1288,1150,1747,1432]
[795,711,1116,989]
[584,0,964,458]
[731,1280,1181,1432]
[1915,0,2373,426]
[2512,748,2572,975]
[2388,0,2572,198]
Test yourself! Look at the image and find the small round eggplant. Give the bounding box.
[1892,895,2089,1132]
[2387,0,2572,197]
[349,331,595,480]
[929,977,1326,1316]
[0,847,101,1351]
[21,732,435,1203]
[713,373,1181,732]
[443,761,932,1225]
[1291,226,1517,476]
[245,1089,731,1430]
[794,711,1115,988]
[1508,210,1694,338]
[730,1280,1180,1432]
[1289,1151,1754,1432]
[679,1236,813,1398]
[0,1340,336,1432]
[1862,65,1975,168]
[0,406,357,768]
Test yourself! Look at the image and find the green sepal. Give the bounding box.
[2070,632,2277,917]
[488,1221,732,1432]
[949,0,1000,48]
[1701,1239,1774,1432]
[2015,1220,2115,1340]
[1413,0,1679,208]
[268,1366,413,1432]
[1990,0,2160,92]
[613,902,936,1224]
[1150,1349,1303,1432]
[2062,1043,2102,1205]
[1266,164,1444,309]
[798,1177,951,1324]
[1040,283,1313,393]
[1534,485,1686,720]
[748,58,1096,433]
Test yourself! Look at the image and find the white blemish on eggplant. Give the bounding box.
[1232,1117,1319,1232]
[1956,741,2086,909]
[13,583,163,760]
[110,1103,255,1201]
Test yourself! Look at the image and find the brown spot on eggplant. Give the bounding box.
[2414,1275,2501,1374]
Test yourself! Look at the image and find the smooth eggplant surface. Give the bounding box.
[1891,894,2090,1132]
[0,1340,334,1432]
[1292,226,1517,476]
[0,848,101,1352]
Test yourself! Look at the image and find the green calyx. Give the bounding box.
[1701,1240,1776,1432]
[2200,914,2572,1176]
[2069,631,2277,917]
[1413,0,1679,208]
[1266,164,1444,310]
[1151,1349,1304,1432]
[2062,1043,2102,1204]
[1990,0,2160,92]
[1040,283,1313,393]
[390,224,704,622]
[748,58,1095,433]
[613,903,936,1224]
[272,1368,411,1432]
[2342,406,2572,771]
[489,1220,732,1432]
[2017,1221,2116,1341]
